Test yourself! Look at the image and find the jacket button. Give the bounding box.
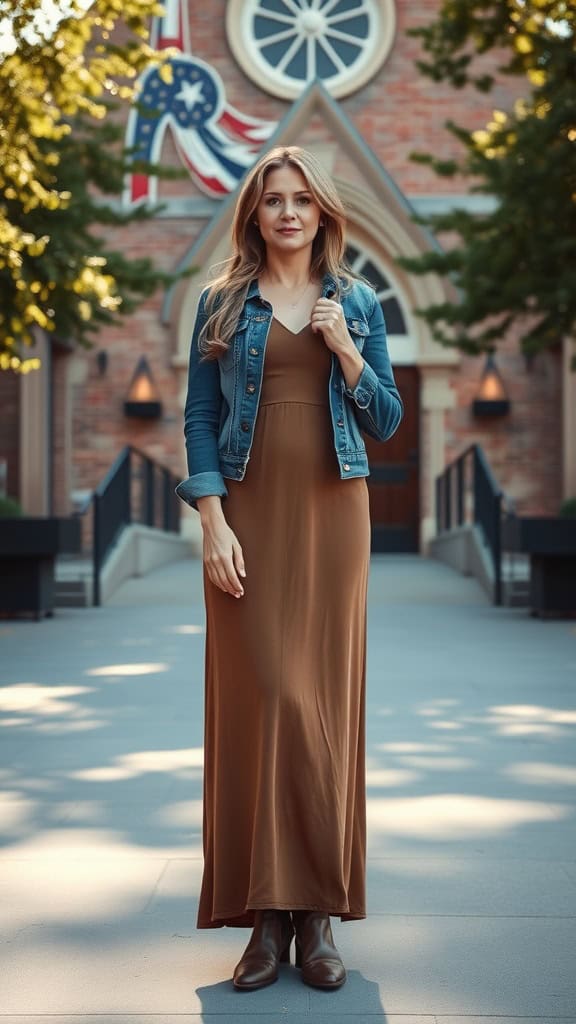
[343,463,351,471]
[337,418,344,427]
[247,383,256,393]
[249,347,259,356]
[241,421,250,432]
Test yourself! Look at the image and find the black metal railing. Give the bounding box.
[435,444,504,605]
[85,446,180,605]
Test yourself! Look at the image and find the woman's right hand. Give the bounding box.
[198,499,246,598]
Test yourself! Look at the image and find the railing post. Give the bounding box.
[473,448,477,528]
[456,455,464,526]
[436,475,442,534]
[444,465,452,531]
[93,493,101,607]
[162,468,171,531]
[493,492,502,606]
[125,448,132,526]
[144,458,154,527]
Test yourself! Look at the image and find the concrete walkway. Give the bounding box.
[1,555,575,1023]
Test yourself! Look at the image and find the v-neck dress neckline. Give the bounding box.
[271,314,311,337]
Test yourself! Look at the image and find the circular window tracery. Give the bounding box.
[226,0,395,100]
[346,243,408,337]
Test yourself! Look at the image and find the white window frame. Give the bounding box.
[226,0,396,100]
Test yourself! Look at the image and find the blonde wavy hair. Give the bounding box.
[198,146,356,361]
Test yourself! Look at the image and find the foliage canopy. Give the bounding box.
[397,0,575,360]
[0,0,176,371]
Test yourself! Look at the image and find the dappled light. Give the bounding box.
[365,768,419,788]
[504,762,576,786]
[85,663,169,678]
[394,755,475,770]
[368,793,570,839]
[69,747,204,782]
[0,683,95,714]
[156,799,203,828]
[165,624,205,635]
[0,682,105,733]
[0,554,574,1016]
[428,719,465,730]
[489,704,576,725]
[461,704,576,737]
[0,790,39,836]
[378,741,453,753]
[0,829,203,932]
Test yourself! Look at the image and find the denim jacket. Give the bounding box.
[175,273,403,509]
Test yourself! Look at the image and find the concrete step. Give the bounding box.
[502,575,530,607]
[54,578,92,607]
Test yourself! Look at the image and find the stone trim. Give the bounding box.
[19,332,50,515]
[562,337,576,500]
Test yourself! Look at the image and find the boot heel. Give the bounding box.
[295,940,302,969]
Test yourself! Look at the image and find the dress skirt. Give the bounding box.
[198,316,370,928]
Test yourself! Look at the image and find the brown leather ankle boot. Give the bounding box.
[292,910,347,989]
[233,909,294,990]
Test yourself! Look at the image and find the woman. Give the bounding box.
[175,146,403,991]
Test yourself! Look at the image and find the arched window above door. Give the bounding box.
[345,243,409,339]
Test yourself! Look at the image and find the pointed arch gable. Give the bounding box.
[165,79,458,370]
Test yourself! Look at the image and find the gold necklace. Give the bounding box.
[289,281,315,308]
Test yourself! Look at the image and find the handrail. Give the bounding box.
[435,444,504,605]
[72,445,180,606]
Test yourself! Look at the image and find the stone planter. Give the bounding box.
[503,516,576,618]
[0,517,82,619]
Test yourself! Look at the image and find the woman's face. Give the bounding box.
[255,164,322,257]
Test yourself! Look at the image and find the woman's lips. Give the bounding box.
[278,227,300,234]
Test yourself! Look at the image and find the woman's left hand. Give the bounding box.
[311,297,353,355]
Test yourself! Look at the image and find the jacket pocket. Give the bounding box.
[345,317,369,353]
[221,316,250,374]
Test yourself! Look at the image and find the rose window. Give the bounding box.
[226,0,395,100]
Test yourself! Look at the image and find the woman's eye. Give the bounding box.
[297,196,311,205]
[265,197,279,206]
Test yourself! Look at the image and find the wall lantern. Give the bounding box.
[124,356,163,419]
[472,354,510,417]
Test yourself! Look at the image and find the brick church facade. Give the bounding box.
[2,0,574,550]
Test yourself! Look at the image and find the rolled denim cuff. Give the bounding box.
[343,361,378,409]
[174,471,228,510]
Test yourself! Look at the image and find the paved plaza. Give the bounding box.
[0,554,575,1023]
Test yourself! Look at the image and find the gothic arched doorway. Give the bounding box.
[346,243,420,552]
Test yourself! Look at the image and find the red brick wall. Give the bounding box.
[51,349,71,516]
[48,0,561,522]
[0,370,20,502]
[445,342,563,516]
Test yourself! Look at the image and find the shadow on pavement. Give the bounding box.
[196,966,387,1020]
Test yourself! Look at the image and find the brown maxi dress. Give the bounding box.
[198,315,371,929]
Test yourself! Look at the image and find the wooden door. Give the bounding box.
[363,366,420,552]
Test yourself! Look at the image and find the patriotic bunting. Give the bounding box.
[125,0,276,205]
